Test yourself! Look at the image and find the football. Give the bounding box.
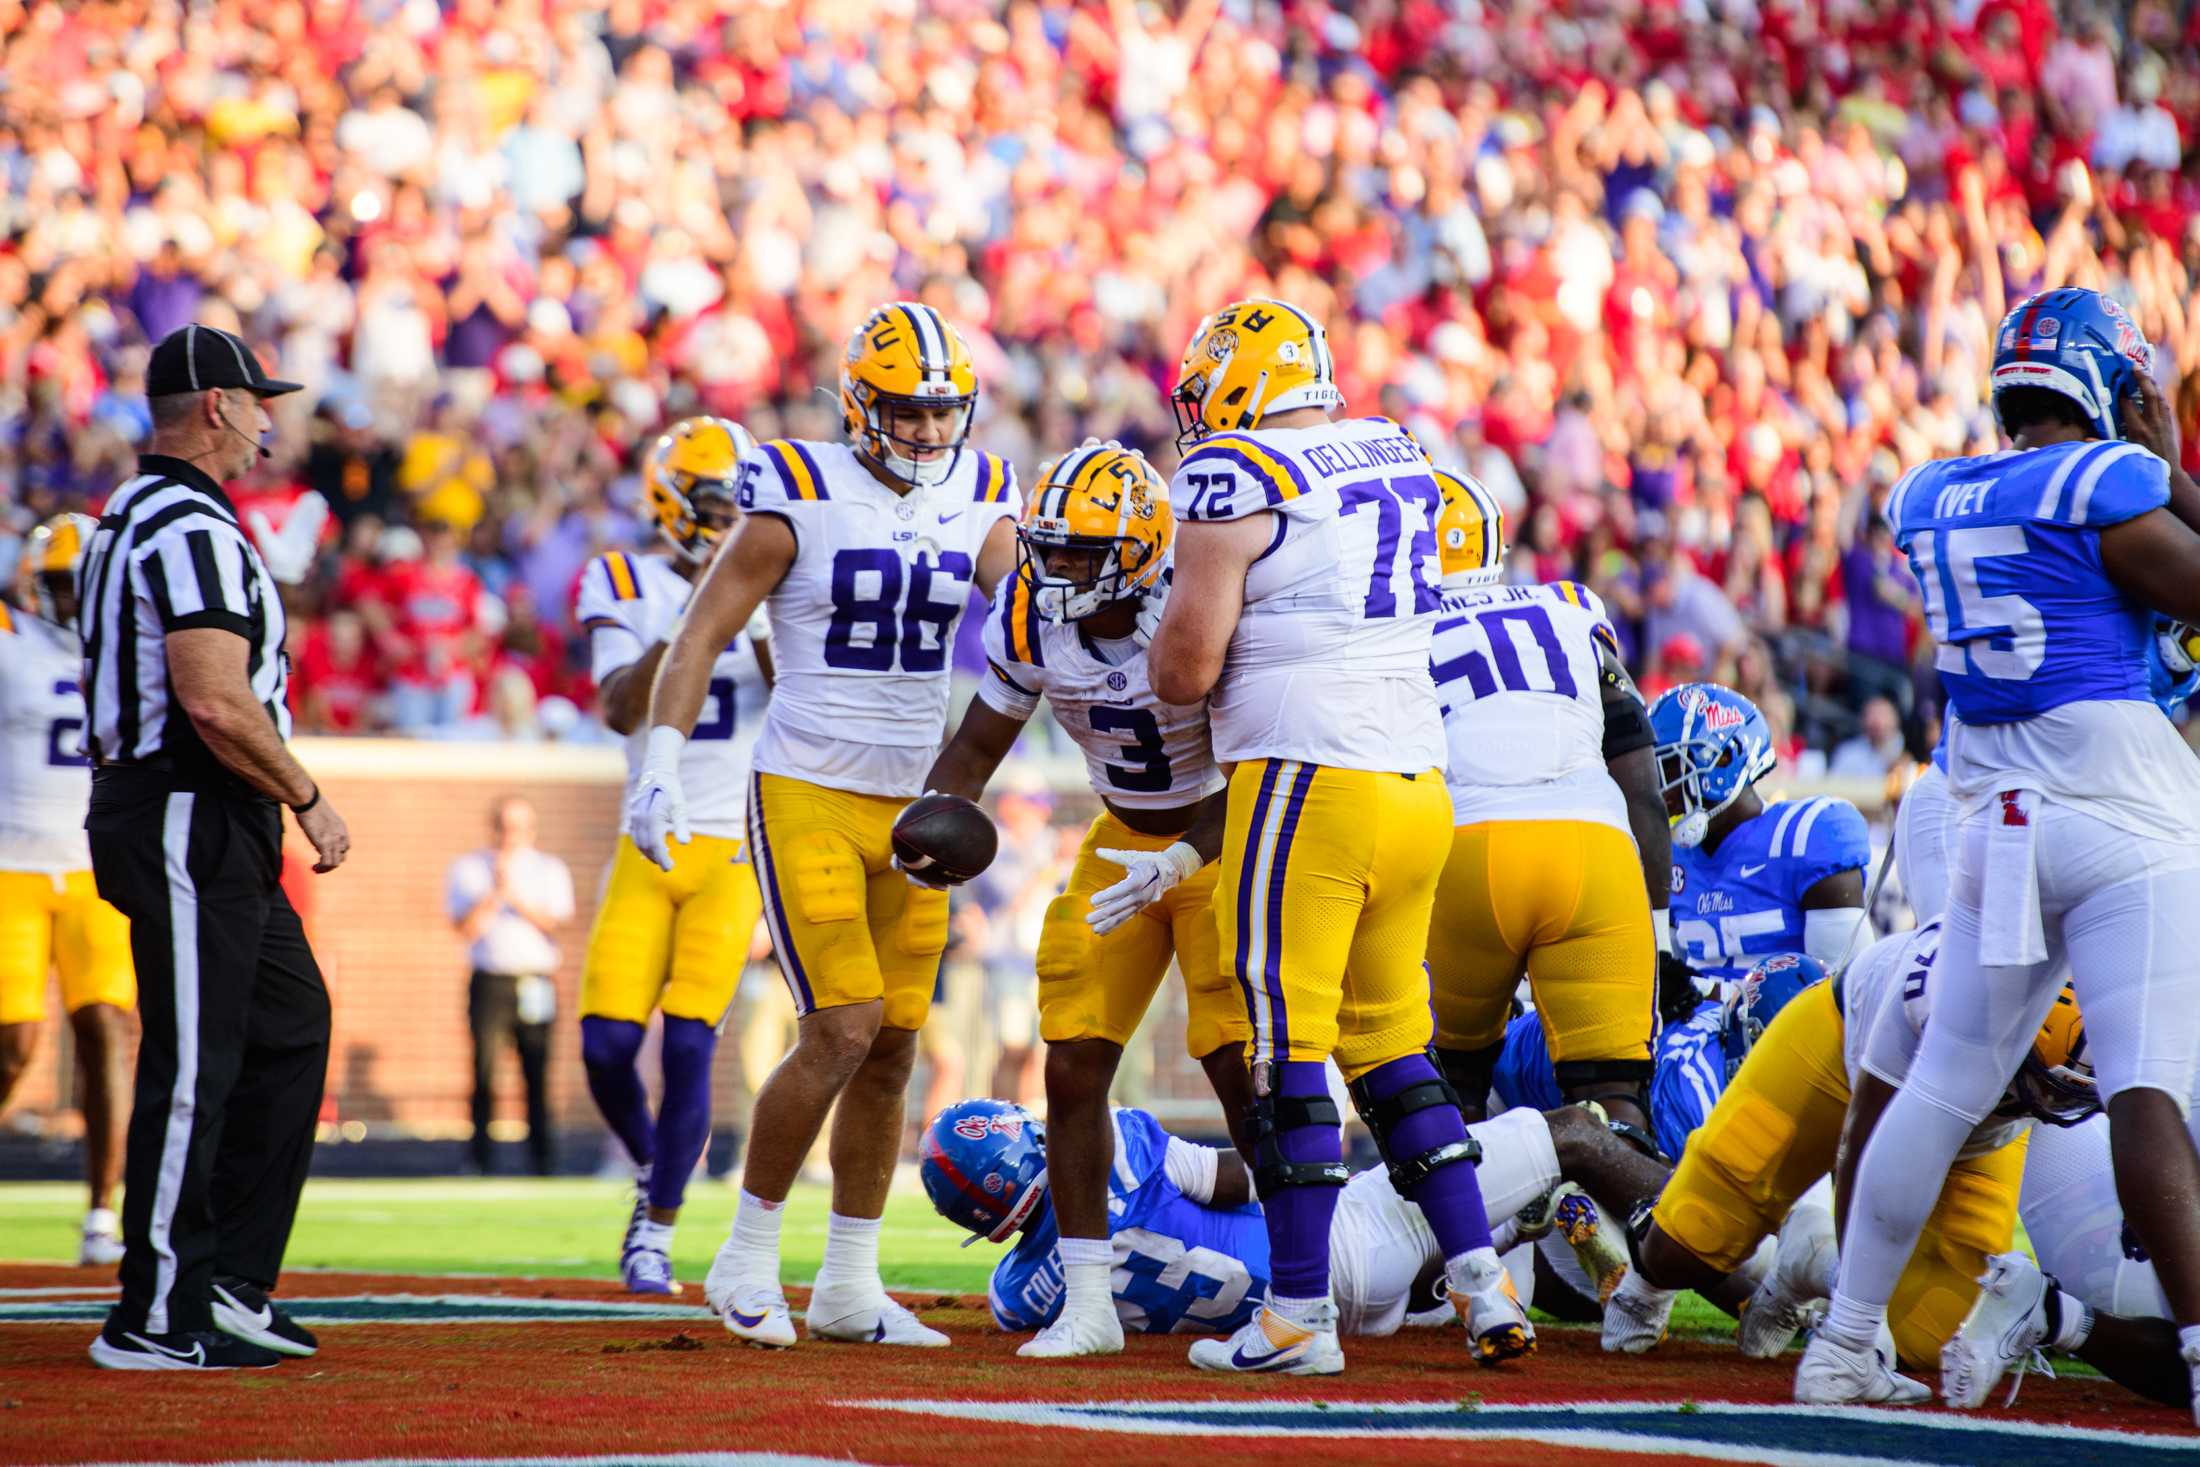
[891,792,999,886]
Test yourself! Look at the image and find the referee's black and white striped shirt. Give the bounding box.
[79,454,289,791]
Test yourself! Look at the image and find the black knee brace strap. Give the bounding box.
[1624,1194,1660,1272]
[1347,1072,1482,1194]
[1604,1116,1667,1163]
[1436,1040,1505,1112]
[1246,1092,1350,1196]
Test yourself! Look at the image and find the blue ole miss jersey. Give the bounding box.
[988,1108,1268,1336]
[1672,796,1868,986]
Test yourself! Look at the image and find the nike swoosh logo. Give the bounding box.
[216,1287,274,1332]
[727,1307,769,1328]
[872,1320,887,1342]
[1739,864,1767,878]
[1229,1341,1303,1370]
[128,1332,204,1365]
[938,511,963,524]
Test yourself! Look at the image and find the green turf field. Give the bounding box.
[0,1174,1739,1338]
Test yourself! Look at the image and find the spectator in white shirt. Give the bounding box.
[447,797,574,1175]
[1828,696,1907,780]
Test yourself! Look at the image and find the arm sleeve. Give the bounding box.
[140,520,256,637]
[1171,436,1308,522]
[576,556,648,682]
[1161,1135,1225,1205]
[1804,906,1871,968]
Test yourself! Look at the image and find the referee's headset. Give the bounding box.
[217,394,272,460]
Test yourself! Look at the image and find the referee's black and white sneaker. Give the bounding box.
[212,1277,319,1357]
[89,1320,282,1371]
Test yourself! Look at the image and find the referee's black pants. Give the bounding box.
[89,773,330,1336]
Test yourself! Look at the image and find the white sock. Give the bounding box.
[724,1189,784,1284]
[86,1207,119,1233]
[817,1211,882,1295]
[631,1218,674,1253]
[1614,1268,1674,1310]
[1057,1236,1112,1315]
[1489,1218,1520,1254]
[1267,1292,1330,1328]
[2178,1323,2200,1362]
[2048,1287,2093,1351]
[1821,1292,1885,1353]
[1444,1245,1505,1297]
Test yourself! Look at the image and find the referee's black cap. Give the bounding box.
[147,324,303,399]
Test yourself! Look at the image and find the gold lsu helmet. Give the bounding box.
[16,511,95,629]
[1433,466,1507,589]
[2000,983,2099,1127]
[644,417,756,564]
[1171,297,1343,451]
[841,301,978,488]
[1018,442,1173,624]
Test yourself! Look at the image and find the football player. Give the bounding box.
[1612,927,2085,1381]
[1652,683,1870,987]
[0,514,135,1267]
[1147,298,1517,1375]
[1421,469,1669,1136]
[922,441,1253,1358]
[629,302,1019,1348]
[573,417,773,1295]
[919,1096,1654,1343]
[1809,288,2200,1411]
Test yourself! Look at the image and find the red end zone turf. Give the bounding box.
[0,1265,2189,1467]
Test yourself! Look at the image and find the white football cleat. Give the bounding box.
[1454,1258,1536,1365]
[1941,1251,2055,1409]
[1600,1272,1674,1355]
[1794,1331,1929,1405]
[1739,1204,1836,1359]
[2182,1338,2200,1428]
[804,1286,949,1347]
[1017,1300,1124,1358]
[80,1209,125,1268]
[716,1283,796,1349]
[1188,1303,1344,1376]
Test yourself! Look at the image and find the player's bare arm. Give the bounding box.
[973,515,1019,601]
[2120,373,2200,530]
[167,626,348,872]
[924,698,1030,804]
[1210,1149,1253,1209]
[2100,508,2200,623]
[1147,514,1269,705]
[597,643,670,735]
[648,512,796,734]
[1801,869,1864,911]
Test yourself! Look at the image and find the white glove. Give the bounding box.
[1132,565,1171,649]
[1087,841,1204,934]
[2158,619,2199,676]
[627,726,690,872]
[246,492,330,585]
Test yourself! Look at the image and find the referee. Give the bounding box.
[81,324,351,1372]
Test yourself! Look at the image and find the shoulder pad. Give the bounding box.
[741,439,833,508]
[1175,432,1312,520]
[2034,440,2169,528]
[970,450,1017,505]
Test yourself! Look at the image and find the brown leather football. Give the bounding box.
[891,792,999,886]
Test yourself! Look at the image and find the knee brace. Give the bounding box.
[1347,1068,1482,1195]
[579,1015,645,1073]
[1245,1092,1350,1197]
[1436,1039,1505,1114]
[1575,1097,1668,1164]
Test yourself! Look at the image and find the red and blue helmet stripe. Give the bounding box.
[919,1100,1049,1246]
[1722,952,1829,1081]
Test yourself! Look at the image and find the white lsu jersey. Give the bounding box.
[1843,922,2028,1160]
[1171,416,1446,772]
[577,551,769,840]
[737,437,1019,798]
[0,605,92,873]
[1432,579,1630,833]
[977,573,1224,810]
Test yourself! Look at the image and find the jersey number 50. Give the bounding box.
[824,548,974,673]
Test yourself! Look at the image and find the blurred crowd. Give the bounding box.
[5,0,2200,777]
